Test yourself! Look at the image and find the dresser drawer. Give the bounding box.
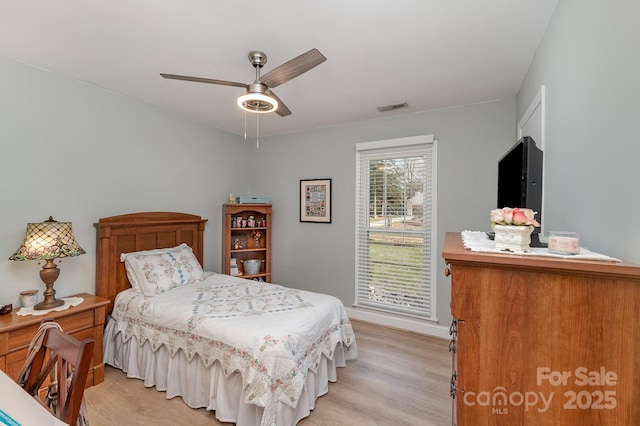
[6,310,95,352]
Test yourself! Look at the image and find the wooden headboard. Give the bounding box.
[95,212,208,314]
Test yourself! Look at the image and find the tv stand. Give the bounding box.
[529,233,547,248]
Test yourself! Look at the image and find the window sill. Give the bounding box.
[346,305,449,339]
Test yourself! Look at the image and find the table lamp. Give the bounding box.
[9,216,85,310]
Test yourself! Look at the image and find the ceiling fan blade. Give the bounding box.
[160,73,248,88]
[261,48,327,88]
[268,90,292,117]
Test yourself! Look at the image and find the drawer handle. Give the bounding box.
[450,372,457,398]
[444,266,451,277]
[450,373,464,399]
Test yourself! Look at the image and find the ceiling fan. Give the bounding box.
[160,48,327,117]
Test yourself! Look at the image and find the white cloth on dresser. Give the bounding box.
[17,296,84,316]
[462,230,621,261]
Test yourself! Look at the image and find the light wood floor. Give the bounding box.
[84,320,452,425]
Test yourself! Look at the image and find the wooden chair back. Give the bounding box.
[21,326,95,425]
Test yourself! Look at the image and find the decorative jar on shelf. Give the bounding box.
[242,259,263,275]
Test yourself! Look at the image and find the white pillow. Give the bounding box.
[120,243,204,295]
[120,246,185,293]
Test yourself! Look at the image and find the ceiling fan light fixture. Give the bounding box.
[237,92,278,114]
[163,48,326,118]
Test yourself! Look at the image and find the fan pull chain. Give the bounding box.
[244,110,247,140]
[256,113,260,148]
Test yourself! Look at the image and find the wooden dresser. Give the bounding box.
[443,232,640,425]
[0,293,109,387]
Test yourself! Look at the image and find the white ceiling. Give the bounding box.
[0,0,558,138]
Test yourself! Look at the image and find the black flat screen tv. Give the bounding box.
[497,136,544,244]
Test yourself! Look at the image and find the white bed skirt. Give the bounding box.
[103,318,347,426]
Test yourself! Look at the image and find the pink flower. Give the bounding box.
[490,208,506,223]
[511,208,540,226]
[490,207,540,227]
[502,208,514,224]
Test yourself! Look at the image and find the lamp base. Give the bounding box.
[33,298,65,311]
[33,259,64,311]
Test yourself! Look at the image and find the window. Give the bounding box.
[355,135,436,320]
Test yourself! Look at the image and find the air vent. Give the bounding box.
[377,102,409,112]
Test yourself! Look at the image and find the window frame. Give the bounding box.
[354,135,438,322]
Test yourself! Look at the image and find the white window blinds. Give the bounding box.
[355,136,436,320]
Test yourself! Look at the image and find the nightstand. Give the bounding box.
[0,293,109,387]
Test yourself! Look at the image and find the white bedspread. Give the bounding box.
[107,272,357,425]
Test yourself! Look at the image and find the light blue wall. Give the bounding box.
[0,56,250,306]
[517,0,640,264]
[250,100,516,326]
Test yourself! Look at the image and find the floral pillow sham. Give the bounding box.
[120,243,204,295]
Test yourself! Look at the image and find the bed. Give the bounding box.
[95,212,357,426]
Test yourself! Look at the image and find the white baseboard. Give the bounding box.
[345,307,450,340]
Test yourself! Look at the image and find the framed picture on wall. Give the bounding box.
[300,178,332,223]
